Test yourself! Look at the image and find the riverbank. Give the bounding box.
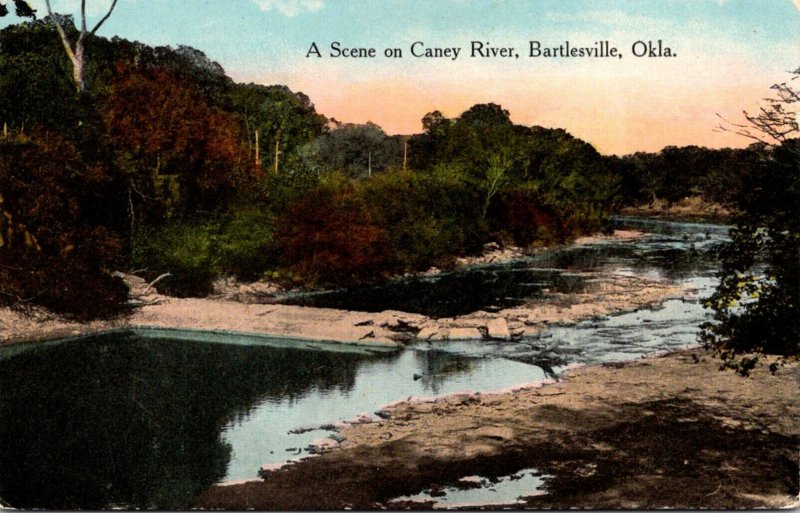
[0,270,686,350]
[621,196,733,224]
[196,347,800,510]
[1,230,667,349]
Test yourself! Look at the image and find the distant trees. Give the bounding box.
[311,121,403,178]
[702,68,800,370]
[409,105,621,238]
[619,145,763,207]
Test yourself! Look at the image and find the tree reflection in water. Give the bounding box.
[0,332,370,509]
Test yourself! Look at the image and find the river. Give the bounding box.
[0,217,729,509]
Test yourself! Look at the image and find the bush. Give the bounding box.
[273,176,392,286]
[701,140,800,365]
[132,209,274,296]
[0,133,128,320]
[362,167,484,272]
[487,188,562,246]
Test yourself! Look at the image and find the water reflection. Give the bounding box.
[0,333,372,509]
[0,333,544,509]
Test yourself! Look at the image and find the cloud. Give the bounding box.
[252,0,324,17]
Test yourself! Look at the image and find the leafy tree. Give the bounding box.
[229,83,326,175]
[0,18,82,132]
[701,68,800,371]
[312,122,402,178]
[102,64,249,226]
[1,1,120,93]
[362,166,483,272]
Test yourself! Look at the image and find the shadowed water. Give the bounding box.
[0,217,728,509]
[277,216,728,317]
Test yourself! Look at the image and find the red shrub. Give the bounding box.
[274,183,392,285]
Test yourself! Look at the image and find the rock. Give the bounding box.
[459,475,483,484]
[486,318,511,340]
[416,326,439,340]
[349,412,375,425]
[307,438,339,454]
[474,425,515,441]
[447,327,482,340]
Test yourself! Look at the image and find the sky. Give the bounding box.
[3,0,800,154]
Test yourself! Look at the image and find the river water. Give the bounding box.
[0,217,728,509]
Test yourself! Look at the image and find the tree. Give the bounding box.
[702,68,800,372]
[44,0,119,93]
[313,122,401,178]
[1,0,118,93]
[229,83,326,174]
[102,64,249,225]
[481,152,510,219]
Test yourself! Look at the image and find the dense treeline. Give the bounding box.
[0,17,777,320]
[615,144,766,207]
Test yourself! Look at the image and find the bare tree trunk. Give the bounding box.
[44,0,119,94]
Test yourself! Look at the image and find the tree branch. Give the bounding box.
[89,0,118,35]
[44,0,77,63]
[80,0,86,32]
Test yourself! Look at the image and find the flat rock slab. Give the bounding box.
[486,318,511,340]
[447,327,483,340]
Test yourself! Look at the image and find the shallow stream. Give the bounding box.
[0,217,729,509]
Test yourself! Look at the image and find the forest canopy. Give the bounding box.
[0,18,780,323]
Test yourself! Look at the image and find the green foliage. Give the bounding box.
[362,166,484,272]
[310,122,403,178]
[132,209,274,296]
[701,67,800,372]
[0,20,82,131]
[229,83,326,174]
[701,139,800,362]
[620,144,764,207]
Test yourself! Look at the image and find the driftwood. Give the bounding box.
[143,273,171,295]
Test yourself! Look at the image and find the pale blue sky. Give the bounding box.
[2,0,799,153]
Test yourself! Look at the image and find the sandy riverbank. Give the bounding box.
[1,229,668,349]
[621,196,734,224]
[196,347,800,509]
[0,268,686,350]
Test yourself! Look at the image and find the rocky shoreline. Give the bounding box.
[1,230,659,349]
[197,348,800,510]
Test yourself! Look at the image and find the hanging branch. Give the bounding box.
[715,67,800,149]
